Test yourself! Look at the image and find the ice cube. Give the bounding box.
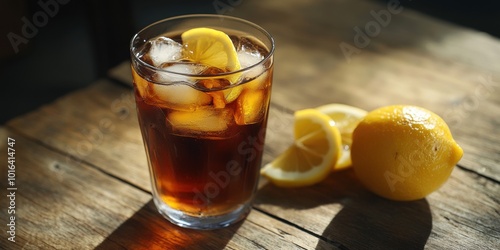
[168,107,234,135]
[238,50,265,81]
[154,63,207,83]
[151,83,212,111]
[234,89,268,125]
[148,37,182,67]
[237,49,263,68]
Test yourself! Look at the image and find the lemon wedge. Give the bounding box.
[316,104,367,171]
[182,27,241,82]
[261,109,342,187]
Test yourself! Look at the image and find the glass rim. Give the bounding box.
[130,14,275,79]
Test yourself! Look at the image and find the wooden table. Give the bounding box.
[2,0,499,249]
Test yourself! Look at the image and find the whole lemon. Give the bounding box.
[351,105,463,201]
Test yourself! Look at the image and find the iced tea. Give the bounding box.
[130,15,274,229]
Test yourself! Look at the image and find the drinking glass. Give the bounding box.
[130,14,274,229]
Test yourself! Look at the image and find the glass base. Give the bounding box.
[153,196,251,230]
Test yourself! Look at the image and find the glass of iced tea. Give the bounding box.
[130,14,274,229]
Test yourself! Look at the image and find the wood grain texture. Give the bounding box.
[95,202,335,250]
[0,128,333,249]
[0,128,150,249]
[255,168,500,249]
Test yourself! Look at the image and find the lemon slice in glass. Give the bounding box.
[261,109,342,187]
[316,103,367,171]
[182,27,241,82]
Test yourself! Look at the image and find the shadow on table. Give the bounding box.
[318,189,432,249]
[255,170,432,249]
[95,200,241,249]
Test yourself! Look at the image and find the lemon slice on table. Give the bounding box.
[316,104,367,171]
[261,109,342,187]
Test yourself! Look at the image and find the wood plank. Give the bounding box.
[0,128,150,248]
[0,128,334,249]
[95,201,334,250]
[234,0,500,73]
[255,169,500,249]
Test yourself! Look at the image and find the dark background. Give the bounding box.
[1,0,499,124]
